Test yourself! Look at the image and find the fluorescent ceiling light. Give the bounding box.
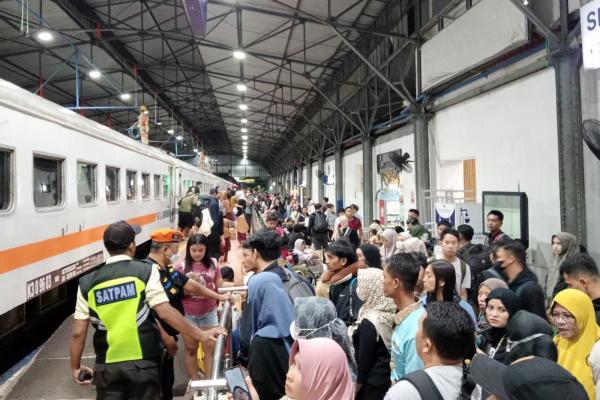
[176,135,183,141]
[241,128,248,133]
[233,50,246,60]
[156,121,162,126]
[168,129,174,134]
[243,141,247,145]
[241,118,248,124]
[36,31,53,42]
[239,104,248,111]
[88,70,102,79]
[193,148,198,153]
[236,83,247,92]
[242,135,248,140]
[120,93,131,101]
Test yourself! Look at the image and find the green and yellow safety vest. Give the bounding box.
[79,260,163,364]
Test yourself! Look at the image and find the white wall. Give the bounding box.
[343,146,363,211]
[430,68,561,254]
[372,128,417,224]
[581,68,600,262]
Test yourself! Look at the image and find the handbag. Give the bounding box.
[199,208,213,236]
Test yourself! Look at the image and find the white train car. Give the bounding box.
[0,78,230,334]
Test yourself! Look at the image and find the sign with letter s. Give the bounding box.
[582,0,600,69]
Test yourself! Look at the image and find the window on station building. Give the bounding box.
[106,166,120,202]
[153,174,161,199]
[77,162,97,205]
[141,173,150,200]
[0,149,13,211]
[33,155,64,208]
[163,175,170,197]
[127,170,137,200]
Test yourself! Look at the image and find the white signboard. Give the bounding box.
[582,0,600,70]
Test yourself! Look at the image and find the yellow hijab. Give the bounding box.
[552,288,600,400]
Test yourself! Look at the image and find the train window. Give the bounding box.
[0,149,12,211]
[105,166,120,202]
[127,170,137,200]
[141,173,150,200]
[153,175,161,199]
[163,175,170,197]
[33,155,64,208]
[77,162,97,205]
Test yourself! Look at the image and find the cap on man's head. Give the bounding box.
[103,221,142,251]
[151,228,184,243]
[471,354,588,400]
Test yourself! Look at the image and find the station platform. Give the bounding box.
[0,239,245,400]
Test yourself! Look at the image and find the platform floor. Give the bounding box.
[1,240,245,400]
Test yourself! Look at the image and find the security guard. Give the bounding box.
[144,228,230,399]
[70,221,225,400]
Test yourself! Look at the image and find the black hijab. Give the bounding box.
[480,288,522,362]
[359,244,382,269]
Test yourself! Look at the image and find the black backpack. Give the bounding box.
[461,244,493,278]
[313,212,328,233]
[192,194,211,224]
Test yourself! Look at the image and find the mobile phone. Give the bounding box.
[78,370,93,382]
[224,367,252,400]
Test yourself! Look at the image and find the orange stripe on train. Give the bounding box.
[0,213,158,275]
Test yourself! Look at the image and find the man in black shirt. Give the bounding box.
[485,210,511,245]
[560,253,600,325]
[494,240,546,319]
[144,229,228,399]
[308,203,329,250]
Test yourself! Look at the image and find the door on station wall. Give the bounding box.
[463,159,476,203]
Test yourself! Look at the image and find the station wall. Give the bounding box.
[581,68,600,261]
[324,156,335,202]
[343,146,363,211]
[430,68,561,259]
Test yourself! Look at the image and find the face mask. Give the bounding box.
[168,251,181,266]
[290,319,336,340]
[356,285,367,302]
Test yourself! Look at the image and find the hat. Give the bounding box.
[471,354,588,400]
[151,228,184,243]
[103,221,142,250]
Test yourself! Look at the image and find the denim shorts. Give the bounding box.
[186,310,219,328]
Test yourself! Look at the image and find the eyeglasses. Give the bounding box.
[550,312,576,322]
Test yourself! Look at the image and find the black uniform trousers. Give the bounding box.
[94,360,161,400]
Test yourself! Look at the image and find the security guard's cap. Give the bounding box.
[104,221,142,251]
[151,228,184,243]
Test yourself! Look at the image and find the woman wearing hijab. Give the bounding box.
[293,239,314,263]
[476,278,509,329]
[380,229,399,263]
[291,297,357,379]
[476,288,521,364]
[546,232,580,299]
[552,288,600,400]
[246,273,294,400]
[352,268,396,399]
[357,244,382,269]
[402,237,428,257]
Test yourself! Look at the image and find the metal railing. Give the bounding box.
[188,286,248,400]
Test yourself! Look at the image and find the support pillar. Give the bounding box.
[335,145,344,212]
[318,156,325,205]
[550,0,586,243]
[362,132,373,225]
[305,160,313,203]
[413,105,431,223]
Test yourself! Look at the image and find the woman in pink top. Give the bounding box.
[179,234,224,378]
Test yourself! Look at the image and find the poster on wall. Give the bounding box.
[456,203,483,233]
[435,203,456,226]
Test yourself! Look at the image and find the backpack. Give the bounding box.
[281,267,315,301]
[461,244,492,280]
[401,370,444,400]
[313,212,328,233]
[192,194,211,223]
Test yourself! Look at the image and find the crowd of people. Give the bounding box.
[69,188,600,400]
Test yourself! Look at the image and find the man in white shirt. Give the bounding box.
[384,302,480,400]
[436,229,471,300]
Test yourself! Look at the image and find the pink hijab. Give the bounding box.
[290,338,354,400]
